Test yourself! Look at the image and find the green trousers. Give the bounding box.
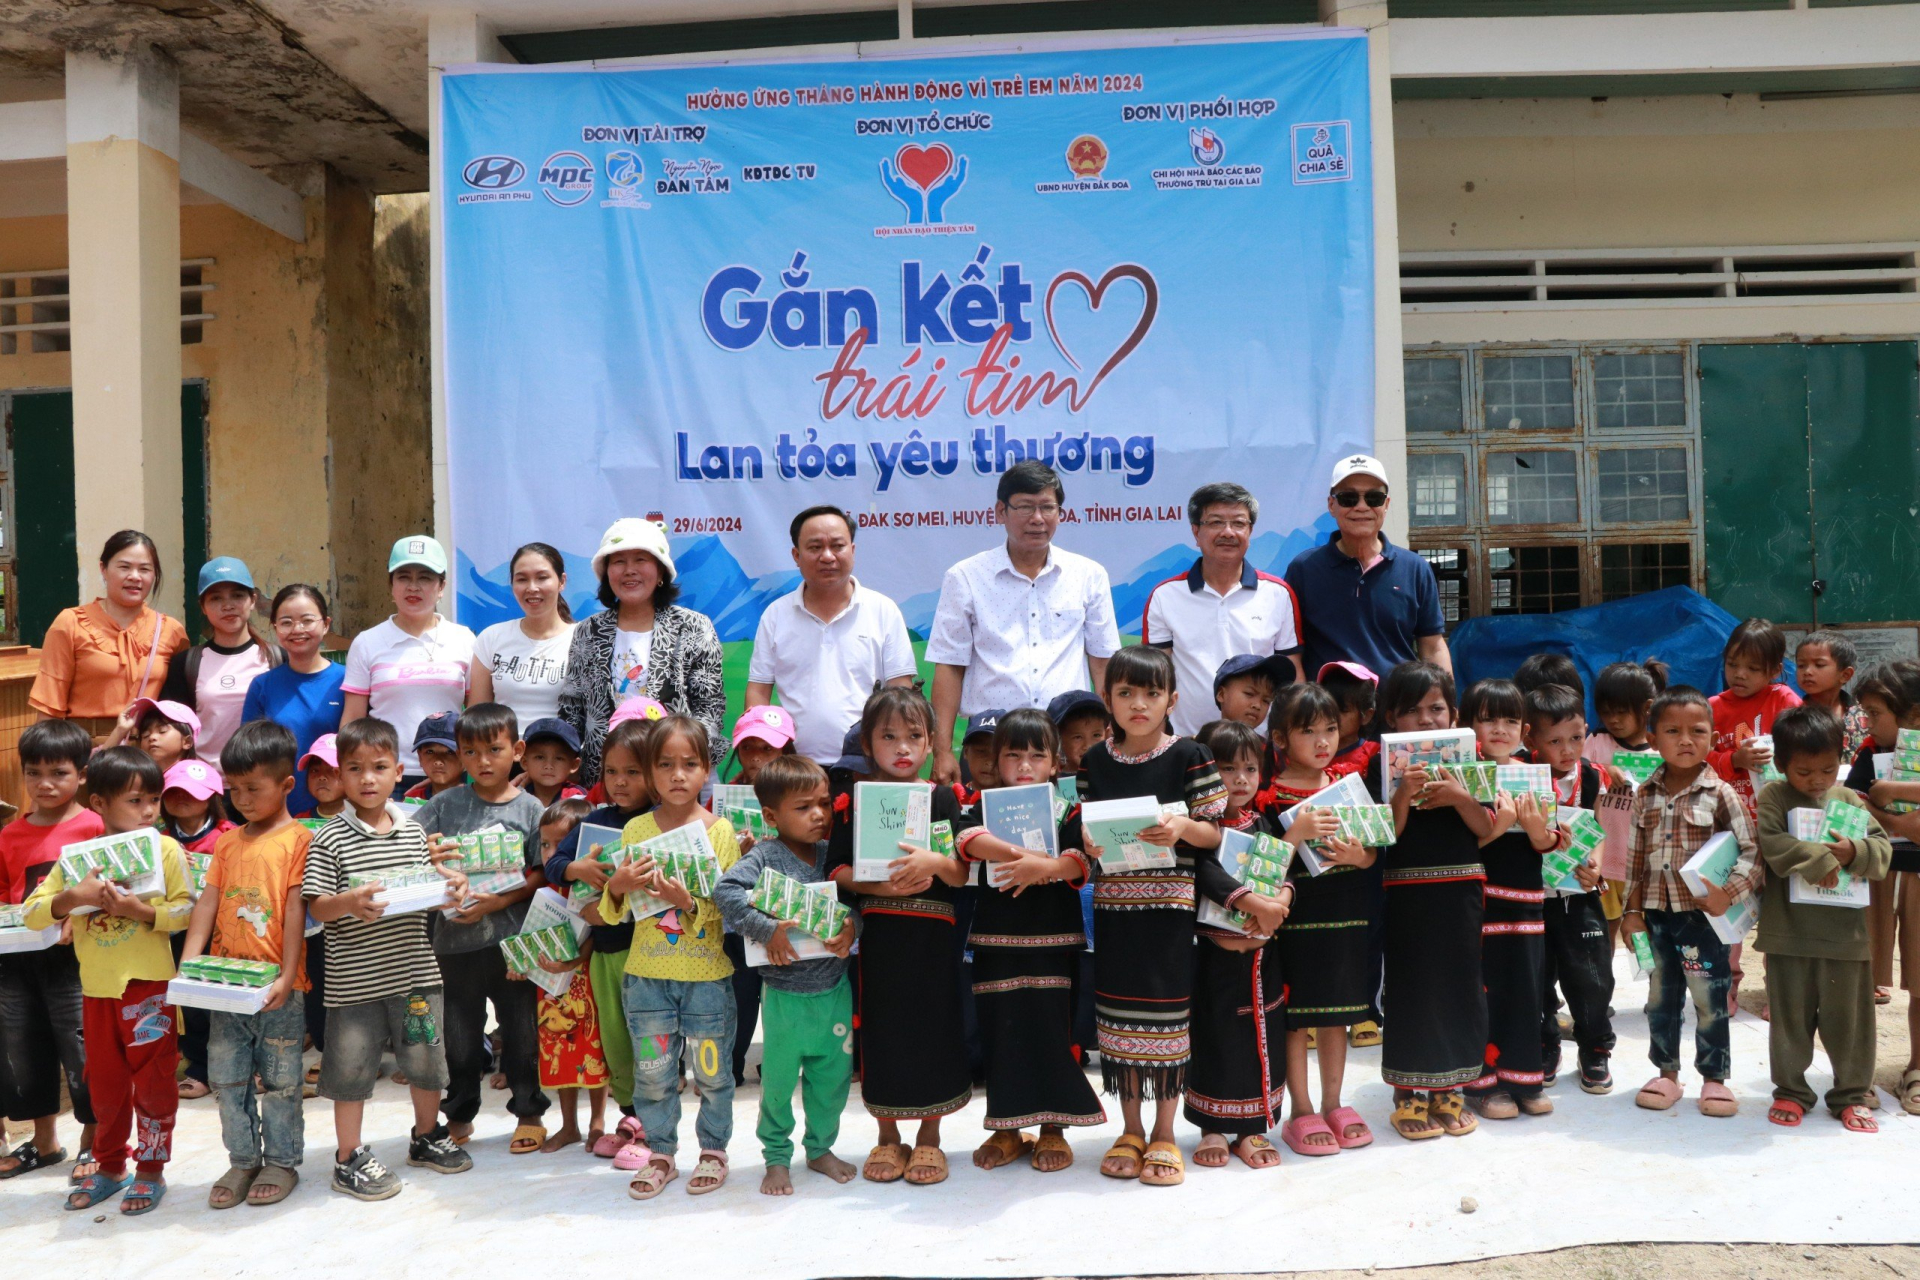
[757,977,854,1166]
[1764,953,1876,1113]
[589,949,634,1109]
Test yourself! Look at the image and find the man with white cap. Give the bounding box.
[557,517,726,783]
[1284,454,1452,680]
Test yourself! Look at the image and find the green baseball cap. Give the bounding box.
[387,534,448,576]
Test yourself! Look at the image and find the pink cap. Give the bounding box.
[163,758,224,802]
[732,705,795,750]
[300,733,339,772]
[127,697,202,739]
[608,697,668,729]
[1316,660,1379,688]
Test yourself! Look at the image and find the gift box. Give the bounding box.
[982,783,1058,889]
[57,829,164,913]
[1333,804,1399,847]
[851,781,933,881]
[186,852,212,900]
[348,868,452,915]
[1899,728,1920,754]
[1495,761,1554,800]
[1435,761,1497,803]
[166,977,272,1014]
[452,830,525,874]
[1198,829,1294,934]
[1823,800,1871,843]
[0,904,58,955]
[1678,831,1742,899]
[1379,728,1479,802]
[1611,750,1662,789]
[1871,754,1920,814]
[616,822,723,920]
[1081,796,1186,873]
[712,783,772,841]
[1543,808,1605,892]
[749,867,850,942]
[177,956,280,987]
[1892,750,1920,776]
[1788,869,1872,908]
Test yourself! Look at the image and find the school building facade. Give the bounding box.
[2,1,1917,658]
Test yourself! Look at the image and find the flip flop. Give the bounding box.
[1767,1097,1805,1127]
[120,1176,166,1216]
[1139,1140,1184,1186]
[1837,1104,1878,1134]
[1326,1105,1373,1149]
[66,1170,131,1210]
[69,1148,97,1187]
[0,1142,66,1180]
[1100,1133,1147,1179]
[1282,1113,1339,1157]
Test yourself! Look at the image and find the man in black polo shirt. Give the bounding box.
[1284,453,1452,680]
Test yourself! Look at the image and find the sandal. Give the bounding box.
[1140,1140,1184,1186]
[610,1117,651,1168]
[973,1130,1034,1170]
[1698,1080,1739,1118]
[905,1145,948,1186]
[628,1154,677,1200]
[1876,985,1894,1005]
[1636,1076,1683,1111]
[863,1142,911,1183]
[66,1170,131,1210]
[1391,1094,1442,1141]
[177,1078,211,1100]
[70,1149,98,1186]
[208,1165,258,1210]
[1327,1105,1373,1149]
[1349,1020,1382,1048]
[509,1122,547,1155]
[248,1165,298,1206]
[0,1141,66,1180]
[1282,1113,1339,1157]
[1430,1091,1477,1136]
[1192,1133,1231,1168]
[1031,1130,1074,1172]
[1100,1133,1147,1179]
[687,1148,728,1194]
[120,1176,166,1216]
[1232,1134,1280,1169]
[1768,1097,1806,1127]
[1902,1068,1920,1118]
[304,1063,321,1085]
[1837,1104,1878,1134]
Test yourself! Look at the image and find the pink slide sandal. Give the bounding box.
[1282,1114,1339,1157]
[1326,1105,1373,1149]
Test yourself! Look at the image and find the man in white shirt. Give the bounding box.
[1142,482,1305,736]
[926,460,1121,786]
[745,505,918,764]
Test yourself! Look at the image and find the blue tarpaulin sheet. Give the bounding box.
[1448,587,1796,718]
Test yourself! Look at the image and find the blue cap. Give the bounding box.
[963,709,1006,743]
[1046,689,1106,726]
[197,556,255,597]
[413,711,460,753]
[1213,652,1295,694]
[827,724,871,775]
[524,717,582,754]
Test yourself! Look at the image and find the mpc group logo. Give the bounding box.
[457,154,531,205]
[538,151,595,205]
[601,148,651,209]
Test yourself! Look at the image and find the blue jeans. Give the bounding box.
[209,995,307,1168]
[1643,909,1732,1081]
[622,974,735,1157]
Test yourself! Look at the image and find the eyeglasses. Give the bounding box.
[1005,502,1062,519]
[1198,518,1253,533]
[274,615,326,632]
[1333,489,1388,509]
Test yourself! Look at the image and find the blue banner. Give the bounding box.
[440,34,1373,639]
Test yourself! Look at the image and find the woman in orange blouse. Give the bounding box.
[29,530,189,742]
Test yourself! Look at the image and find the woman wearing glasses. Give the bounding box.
[241,584,347,816]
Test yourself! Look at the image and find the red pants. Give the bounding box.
[83,980,179,1177]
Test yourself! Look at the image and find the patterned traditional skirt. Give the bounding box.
[1277,864,1373,1030]
[1381,873,1488,1092]
[1184,940,1286,1138]
[855,896,972,1119]
[1471,884,1547,1097]
[1092,872,1198,1100]
[971,946,1105,1131]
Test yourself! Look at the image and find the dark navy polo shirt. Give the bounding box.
[1284,531,1446,680]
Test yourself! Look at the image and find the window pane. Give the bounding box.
[1486,450,1579,525]
[1404,357,1465,434]
[1481,354,1575,431]
[1488,545,1582,615]
[1594,351,1687,429]
[1599,543,1691,601]
[1408,452,1468,527]
[1596,447,1690,523]
[1417,547,1469,630]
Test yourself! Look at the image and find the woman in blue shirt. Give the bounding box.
[241,583,347,814]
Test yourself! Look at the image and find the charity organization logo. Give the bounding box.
[1291,120,1353,185]
[877,143,973,236]
[1035,134,1130,195]
[538,150,595,205]
[601,148,651,209]
[456,154,532,205]
[1151,126,1262,192]
[1189,127,1224,167]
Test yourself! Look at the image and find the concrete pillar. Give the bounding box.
[1321,0,1409,543]
[64,46,186,610]
[427,12,505,616]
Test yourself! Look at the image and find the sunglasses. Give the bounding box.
[1333,489,1388,508]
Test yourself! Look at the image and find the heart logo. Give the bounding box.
[894,143,953,193]
[1043,264,1160,412]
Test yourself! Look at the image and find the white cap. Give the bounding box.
[1329,453,1389,488]
[591,517,675,582]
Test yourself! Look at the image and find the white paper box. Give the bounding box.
[1081,795,1178,872]
[1788,871,1872,909]
[0,925,61,954]
[165,976,272,1015]
[372,879,454,915]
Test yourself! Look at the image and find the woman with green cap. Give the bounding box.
[340,536,475,787]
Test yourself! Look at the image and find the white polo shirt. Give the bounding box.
[925,543,1122,717]
[748,580,918,764]
[1142,558,1302,736]
[342,615,475,773]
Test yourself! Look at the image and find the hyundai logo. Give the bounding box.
[463,155,526,189]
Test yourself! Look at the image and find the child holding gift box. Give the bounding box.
[25,747,193,1216]
[182,721,311,1208]
[1368,663,1493,1142]
[1319,661,1380,781]
[1253,688,1374,1156]
[1524,683,1617,1097]
[601,714,741,1199]
[1755,704,1891,1132]
[719,704,797,1088]
[529,796,607,1154]
[1587,660,1668,944]
[1849,660,1920,1111]
[1460,679,1557,1121]
[959,709,1107,1176]
[161,756,231,1101]
[1710,619,1801,815]
[714,755,860,1196]
[1059,647,1227,1187]
[1185,719,1295,1169]
[824,687,972,1187]
[0,720,102,1183]
[1621,686,1760,1119]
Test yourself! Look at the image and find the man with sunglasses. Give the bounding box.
[1284,453,1453,682]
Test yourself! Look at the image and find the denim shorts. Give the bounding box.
[317,988,450,1102]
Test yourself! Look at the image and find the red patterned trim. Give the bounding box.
[971,975,1072,995]
[1481,921,1546,935]
[969,932,1085,949]
[1497,1067,1545,1084]
[1485,884,1546,903]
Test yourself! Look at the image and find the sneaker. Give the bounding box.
[408,1125,473,1174]
[1542,1047,1561,1088]
[332,1146,400,1201]
[1579,1056,1614,1095]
